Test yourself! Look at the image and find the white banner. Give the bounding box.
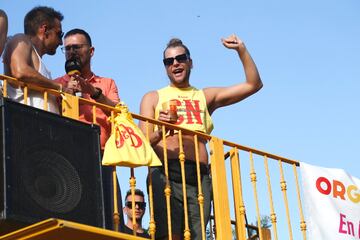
[300,162,360,239]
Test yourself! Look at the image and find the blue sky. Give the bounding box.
[2,0,359,237]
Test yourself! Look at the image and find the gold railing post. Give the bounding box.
[278,160,293,239]
[209,137,232,239]
[161,125,173,240]
[292,164,307,240]
[129,168,137,236]
[145,121,156,240]
[230,148,247,240]
[178,130,191,240]
[264,155,278,240]
[43,91,48,111]
[112,167,120,232]
[249,151,264,240]
[61,93,79,120]
[3,79,7,97]
[194,134,206,240]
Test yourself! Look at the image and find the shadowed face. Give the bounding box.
[124,194,146,221]
[44,18,63,55]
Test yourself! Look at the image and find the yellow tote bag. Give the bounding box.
[102,103,162,168]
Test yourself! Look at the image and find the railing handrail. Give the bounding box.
[0,74,306,240]
[0,73,299,166]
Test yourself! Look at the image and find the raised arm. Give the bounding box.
[3,34,61,90]
[204,34,263,114]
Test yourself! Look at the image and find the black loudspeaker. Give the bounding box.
[0,98,105,235]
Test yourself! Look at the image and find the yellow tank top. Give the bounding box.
[155,85,214,134]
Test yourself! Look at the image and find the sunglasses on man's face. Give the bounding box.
[163,53,189,66]
[125,201,146,210]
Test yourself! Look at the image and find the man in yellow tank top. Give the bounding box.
[139,34,263,240]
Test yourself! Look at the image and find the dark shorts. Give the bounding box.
[148,160,212,240]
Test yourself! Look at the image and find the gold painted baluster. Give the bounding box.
[178,130,191,240]
[92,105,97,123]
[194,134,205,240]
[209,137,232,239]
[230,148,247,240]
[249,151,263,240]
[3,79,7,97]
[24,86,28,105]
[112,166,120,232]
[278,160,293,240]
[108,114,120,232]
[146,120,156,240]
[292,164,307,240]
[43,91,48,111]
[129,168,137,236]
[161,125,172,240]
[264,156,278,240]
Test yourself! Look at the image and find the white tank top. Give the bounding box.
[7,46,59,114]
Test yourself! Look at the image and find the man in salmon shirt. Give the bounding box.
[55,28,123,231]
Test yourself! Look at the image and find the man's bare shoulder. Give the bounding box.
[143,90,158,98]
[140,90,158,107]
[143,90,158,99]
[7,34,31,46]
[4,34,32,54]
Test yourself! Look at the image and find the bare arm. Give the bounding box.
[138,91,163,146]
[0,9,8,56]
[3,34,61,90]
[204,34,263,114]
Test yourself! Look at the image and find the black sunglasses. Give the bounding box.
[125,201,146,209]
[163,53,189,66]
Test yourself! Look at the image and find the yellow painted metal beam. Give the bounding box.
[0,218,147,240]
[209,137,232,239]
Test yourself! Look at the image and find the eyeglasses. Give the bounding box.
[125,201,146,210]
[61,44,88,54]
[163,53,190,66]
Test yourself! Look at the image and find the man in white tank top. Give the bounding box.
[2,6,66,114]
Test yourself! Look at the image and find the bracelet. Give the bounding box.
[58,84,63,93]
[90,87,102,100]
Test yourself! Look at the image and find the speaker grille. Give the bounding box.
[22,150,82,213]
[0,98,105,230]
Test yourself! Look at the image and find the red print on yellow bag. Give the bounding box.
[102,103,162,168]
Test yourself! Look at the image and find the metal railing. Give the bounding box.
[0,74,307,240]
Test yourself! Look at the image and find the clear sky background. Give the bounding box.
[2,0,359,238]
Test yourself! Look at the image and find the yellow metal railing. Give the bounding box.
[0,74,307,240]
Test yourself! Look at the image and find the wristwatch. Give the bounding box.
[90,87,102,100]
